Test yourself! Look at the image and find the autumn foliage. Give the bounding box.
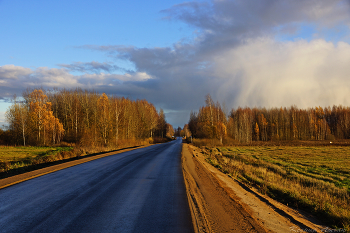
[188,95,227,143]
[189,95,350,143]
[5,89,171,146]
[6,90,64,146]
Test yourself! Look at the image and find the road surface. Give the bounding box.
[0,138,194,233]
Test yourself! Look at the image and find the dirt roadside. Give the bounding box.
[0,145,150,190]
[182,143,326,233]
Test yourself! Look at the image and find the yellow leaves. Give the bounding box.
[255,122,259,134]
[28,89,48,107]
[8,89,169,145]
[98,93,109,107]
[217,122,227,136]
[259,114,268,127]
[27,89,64,145]
[98,93,109,120]
[98,93,110,122]
[254,122,260,141]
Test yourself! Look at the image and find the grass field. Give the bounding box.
[0,146,73,173]
[203,145,350,229]
[0,146,72,162]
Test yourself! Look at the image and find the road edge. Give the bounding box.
[181,143,212,233]
[187,143,326,233]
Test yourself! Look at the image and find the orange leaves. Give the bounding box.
[25,89,64,145]
[216,122,227,142]
[254,122,259,141]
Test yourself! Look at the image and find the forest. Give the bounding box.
[1,88,174,146]
[188,95,350,143]
[3,90,350,146]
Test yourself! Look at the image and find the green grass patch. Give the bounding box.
[0,146,72,162]
[0,146,73,175]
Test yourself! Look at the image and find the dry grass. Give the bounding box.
[202,145,350,230]
[0,138,162,177]
[191,138,241,147]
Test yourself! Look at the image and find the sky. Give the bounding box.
[1,0,350,128]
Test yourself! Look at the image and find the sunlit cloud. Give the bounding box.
[0,65,32,80]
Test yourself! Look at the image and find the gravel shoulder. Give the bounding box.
[182,143,326,233]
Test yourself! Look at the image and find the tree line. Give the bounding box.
[4,88,172,146]
[188,95,350,143]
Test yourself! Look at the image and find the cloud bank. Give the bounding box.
[1,0,350,127]
[58,61,122,74]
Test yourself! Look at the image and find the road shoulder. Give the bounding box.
[182,143,326,233]
[182,143,268,233]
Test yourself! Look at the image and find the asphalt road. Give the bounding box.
[0,138,194,233]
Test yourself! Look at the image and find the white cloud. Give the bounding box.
[123,72,153,82]
[0,65,32,80]
[0,66,154,99]
[35,67,78,87]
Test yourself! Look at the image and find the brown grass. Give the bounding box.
[191,137,350,147]
[197,144,350,230]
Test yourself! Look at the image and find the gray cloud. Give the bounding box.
[164,0,350,35]
[58,61,122,74]
[80,0,350,126]
[160,0,350,58]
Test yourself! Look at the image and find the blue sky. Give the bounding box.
[0,0,195,126]
[0,0,193,69]
[1,0,350,128]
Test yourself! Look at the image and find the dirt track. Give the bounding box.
[182,143,325,233]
